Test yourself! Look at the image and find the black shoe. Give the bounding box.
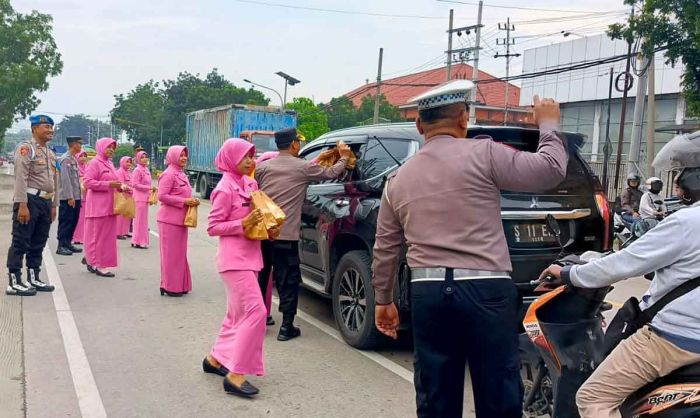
[131,244,148,249]
[160,288,183,297]
[56,246,73,256]
[5,272,37,296]
[117,235,127,240]
[95,269,115,278]
[202,357,229,377]
[26,268,54,292]
[277,325,301,341]
[223,377,259,398]
[266,316,275,326]
[68,245,82,253]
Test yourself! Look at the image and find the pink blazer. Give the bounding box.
[131,165,152,203]
[157,168,192,225]
[116,168,133,197]
[207,174,262,272]
[83,158,118,218]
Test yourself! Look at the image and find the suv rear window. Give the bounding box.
[470,129,592,194]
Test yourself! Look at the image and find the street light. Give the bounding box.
[275,71,301,111]
[243,78,284,111]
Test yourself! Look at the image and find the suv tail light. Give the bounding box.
[594,192,611,251]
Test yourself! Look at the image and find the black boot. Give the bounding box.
[266,316,275,326]
[277,315,301,341]
[68,244,82,253]
[27,268,55,292]
[5,271,37,296]
[56,243,73,256]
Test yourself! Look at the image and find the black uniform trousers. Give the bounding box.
[7,194,52,275]
[258,240,301,318]
[411,274,523,418]
[57,199,81,247]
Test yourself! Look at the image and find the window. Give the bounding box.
[252,134,277,154]
[356,139,415,180]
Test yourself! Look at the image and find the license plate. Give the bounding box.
[513,223,557,244]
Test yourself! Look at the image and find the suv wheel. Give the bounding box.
[332,251,388,349]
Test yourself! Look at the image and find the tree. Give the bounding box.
[0,1,63,139]
[111,80,164,152]
[321,96,360,131]
[54,114,111,146]
[609,0,700,116]
[112,144,135,167]
[356,94,403,125]
[2,128,32,154]
[286,97,330,140]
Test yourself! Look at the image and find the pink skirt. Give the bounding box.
[72,202,86,244]
[157,221,192,293]
[131,201,149,247]
[210,270,266,376]
[84,215,118,269]
[116,215,131,237]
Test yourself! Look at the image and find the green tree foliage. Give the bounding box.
[357,94,404,125]
[111,69,269,150]
[112,144,135,167]
[609,0,700,116]
[286,97,330,140]
[2,128,32,154]
[0,1,63,139]
[54,114,111,145]
[322,96,360,131]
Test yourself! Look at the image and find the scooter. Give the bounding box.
[520,215,700,417]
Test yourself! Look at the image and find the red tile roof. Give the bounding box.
[344,64,520,109]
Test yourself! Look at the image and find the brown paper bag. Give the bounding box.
[183,206,198,228]
[244,191,286,240]
[316,140,356,169]
[113,192,136,219]
[148,189,158,205]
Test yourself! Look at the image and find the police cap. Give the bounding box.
[29,114,54,127]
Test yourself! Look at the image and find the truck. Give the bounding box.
[185,104,297,198]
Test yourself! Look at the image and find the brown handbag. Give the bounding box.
[244,191,286,240]
[148,189,158,205]
[113,192,136,219]
[183,206,198,228]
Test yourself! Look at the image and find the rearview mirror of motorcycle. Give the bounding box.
[545,214,561,237]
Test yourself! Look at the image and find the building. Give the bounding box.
[519,34,697,188]
[343,64,530,125]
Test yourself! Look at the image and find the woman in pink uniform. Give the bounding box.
[202,138,267,398]
[157,145,199,297]
[130,151,154,249]
[72,150,89,245]
[115,156,134,239]
[83,138,124,277]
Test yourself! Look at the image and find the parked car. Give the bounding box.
[296,123,612,349]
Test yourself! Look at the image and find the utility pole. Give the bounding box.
[613,7,635,194]
[373,47,384,125]
[628,54,650,177]
[602,67,615,193]
[469,1,483,125]
[446,9,454,81]
[495,18,521,126]
[646,55,656,177]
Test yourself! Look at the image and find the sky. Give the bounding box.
[9,0,630,130]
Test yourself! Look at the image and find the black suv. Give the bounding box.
[297,123,611,349]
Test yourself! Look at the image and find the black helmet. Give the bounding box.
[646,177,664,194]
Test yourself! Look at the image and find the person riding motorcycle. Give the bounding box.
[540,131,700,418]
[639,176,667,220]
[620,173,643,224]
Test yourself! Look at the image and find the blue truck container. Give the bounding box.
[185,104,296,198]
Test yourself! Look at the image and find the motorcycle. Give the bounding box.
[520,215,700,417]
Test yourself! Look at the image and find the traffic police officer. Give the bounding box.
[371,80,567,417]
[6,115,59,296]
[56,136,84,256]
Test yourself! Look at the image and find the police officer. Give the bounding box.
[371,80,567,418]
[6,115,59,296]
[56,136,84,256]
[255,128,352,341]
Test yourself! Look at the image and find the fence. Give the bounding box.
[582,153,678,200]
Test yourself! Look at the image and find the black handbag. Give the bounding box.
[604,276,700,355]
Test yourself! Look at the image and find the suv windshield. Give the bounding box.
[356,138,416,180]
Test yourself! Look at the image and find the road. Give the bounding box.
[0,180,650,418]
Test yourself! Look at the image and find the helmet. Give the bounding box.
[646,177,664,194]
[626,173,641,188]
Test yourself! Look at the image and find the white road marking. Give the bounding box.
[149,230,159,238]
[43,248,107,418]
[271,296,414,384]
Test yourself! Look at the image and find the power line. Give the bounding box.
[236,0,449,19]
[435,0,625,14]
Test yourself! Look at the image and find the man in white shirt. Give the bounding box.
[639,177,667,220]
